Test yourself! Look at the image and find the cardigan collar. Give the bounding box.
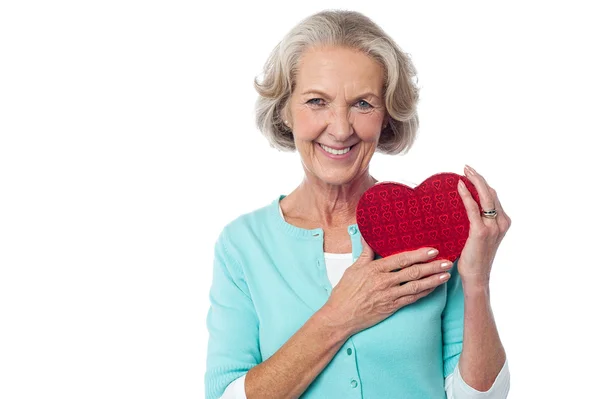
[270,195,360,239]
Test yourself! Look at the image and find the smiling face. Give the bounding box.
[285,46,388,186]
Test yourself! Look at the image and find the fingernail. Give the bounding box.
[440,261,452,269]
[440,273,450,281]
[458,180,466,191]
[427,249,439,256]
[465,164,477,175]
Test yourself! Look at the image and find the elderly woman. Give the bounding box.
[205,10,511,399]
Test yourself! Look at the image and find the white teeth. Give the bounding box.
[319,143,351,155]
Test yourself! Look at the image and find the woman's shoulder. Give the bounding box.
[214,196,280,244]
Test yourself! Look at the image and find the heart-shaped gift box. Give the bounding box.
[356,173,482,262]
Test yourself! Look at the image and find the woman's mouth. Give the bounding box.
[316,142,357,159]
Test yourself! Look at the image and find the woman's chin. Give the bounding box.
[314,170,359,186]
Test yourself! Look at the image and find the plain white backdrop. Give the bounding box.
[1,1,599,398]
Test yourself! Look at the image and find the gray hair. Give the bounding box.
[254,9,420,155]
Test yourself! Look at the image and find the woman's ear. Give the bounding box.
[280,103,292,129]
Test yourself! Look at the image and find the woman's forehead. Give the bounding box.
[295,47,384,93]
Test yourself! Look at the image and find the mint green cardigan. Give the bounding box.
[205,195,464,399]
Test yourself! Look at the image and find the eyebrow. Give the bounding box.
[300,89,381,102]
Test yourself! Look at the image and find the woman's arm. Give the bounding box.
[455,165,511,391]
[457,283,506,391]
[244,308,351,399]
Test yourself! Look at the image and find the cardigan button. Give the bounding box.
[350,379,358,388]
[347,348,352,355]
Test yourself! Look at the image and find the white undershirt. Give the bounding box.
[216,201,510,399]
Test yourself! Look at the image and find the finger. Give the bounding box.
[357,235,375,262]
[390,272,450,303]
[390,259,453,285]
[377,246,439,272]
[488,187,505,217]
[458,179,485,228]
[464,165,496,221]
[489,187,511,234]
[391,287,436,309]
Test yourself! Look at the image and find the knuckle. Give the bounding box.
[396,287,434,309]
[368,258,382,271]
[358,252,372,263]
[472,226,487,239]
[377,260,392,274]
[408,280,420,295]
[397,255,410,269]
[370,259,382,271]
[372,275,388,291]
[406,266,421,280]
[399,295,416,306]
[384,297,398,312]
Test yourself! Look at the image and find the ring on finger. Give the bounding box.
[482,208,498,219]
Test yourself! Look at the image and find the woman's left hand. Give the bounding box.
[456,165,511,287]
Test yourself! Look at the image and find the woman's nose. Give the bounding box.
[327,108,353,142]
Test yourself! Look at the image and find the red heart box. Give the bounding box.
[356,173,482,262]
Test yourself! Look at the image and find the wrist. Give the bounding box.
[458,269,491,289]
[462,280,491,302]
[313,304,353,344]
[461,276,490,289]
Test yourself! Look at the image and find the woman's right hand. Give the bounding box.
[320,237,453,337]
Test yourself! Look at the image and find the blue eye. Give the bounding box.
[357,100,373,109]
[307,98,325,106]
[306,98,373,109]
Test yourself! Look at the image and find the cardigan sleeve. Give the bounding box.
[445,359,510,398]
[219,375,248,399]
[204,229,261,399]
[441,258,465,378]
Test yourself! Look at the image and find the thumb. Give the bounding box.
[358,235,375,262]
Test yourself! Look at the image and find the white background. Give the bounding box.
[1,1,598,398]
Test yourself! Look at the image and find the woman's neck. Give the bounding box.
[282,169,377,229]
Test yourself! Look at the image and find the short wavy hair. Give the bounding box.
[254,9,420,155]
